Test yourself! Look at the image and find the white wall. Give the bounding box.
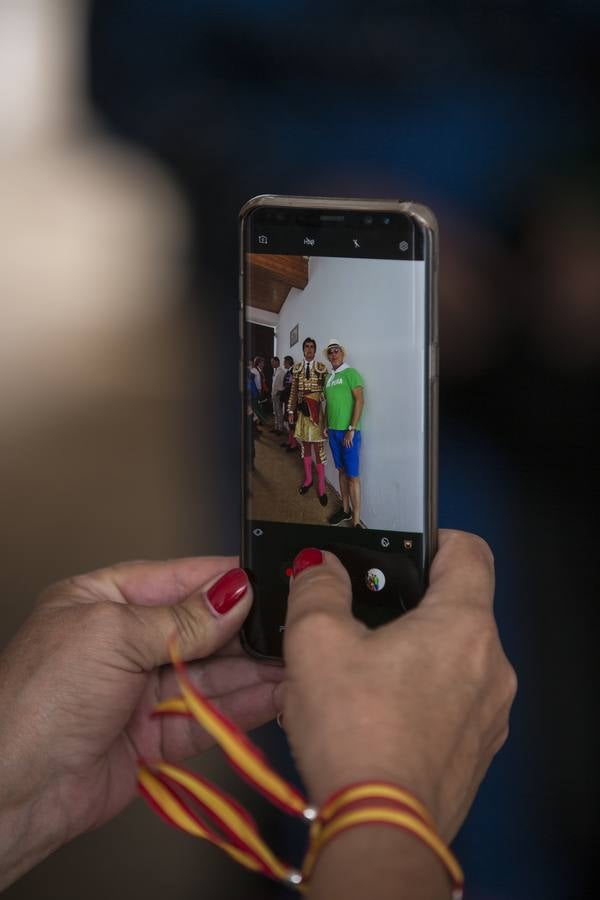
[277,256,425,532]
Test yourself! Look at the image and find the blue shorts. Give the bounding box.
[328,429,362,477]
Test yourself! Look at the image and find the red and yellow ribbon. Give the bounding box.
[137,640,464,897]
[163,637,309,816]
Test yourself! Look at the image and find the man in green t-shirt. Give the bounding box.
[323,339,365,528]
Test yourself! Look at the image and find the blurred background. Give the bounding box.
[1,1,598,897]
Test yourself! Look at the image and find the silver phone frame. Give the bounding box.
[239,195,438,601]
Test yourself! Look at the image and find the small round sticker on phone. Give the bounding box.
[366,568,386,592]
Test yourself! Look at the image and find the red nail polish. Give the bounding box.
[292,548,323,577]
[207,568,248,615]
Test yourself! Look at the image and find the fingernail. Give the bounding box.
[207,568,248,615]
[292,548,323,578]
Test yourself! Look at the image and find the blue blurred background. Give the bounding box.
[1,2,598,898]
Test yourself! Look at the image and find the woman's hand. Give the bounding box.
[279,530,517,843]
[0,558,282,890]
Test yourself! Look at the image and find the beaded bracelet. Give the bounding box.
[137,640,463,898]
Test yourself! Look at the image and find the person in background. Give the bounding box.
[249,356,268,424]
[323,340,365,528]
[270,356,286,434]
[245,371,257,468]
[280,355,298,451]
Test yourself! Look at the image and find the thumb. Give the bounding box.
[122,568,252,670]
[286,549,354,628]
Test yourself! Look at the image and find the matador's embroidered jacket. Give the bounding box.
[288,361,328,449]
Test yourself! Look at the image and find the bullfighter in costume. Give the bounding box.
[288,336,328,506]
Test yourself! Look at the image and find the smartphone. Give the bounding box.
[240,196,438,660]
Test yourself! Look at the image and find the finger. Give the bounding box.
[76,557,239,608]
[423,529,495,611]
[121,567,254,670]
[285,549,354,628]
[215,682,282,727]
[158,655,285,700]
[159,682,281,760]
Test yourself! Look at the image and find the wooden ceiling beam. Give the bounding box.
[247,254,308,290]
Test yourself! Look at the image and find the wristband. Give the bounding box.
[137,640,464,898]
[302,786,463,897]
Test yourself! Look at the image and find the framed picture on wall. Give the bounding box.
[290,323,299,347]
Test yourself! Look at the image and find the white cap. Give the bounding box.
[323,338,346,359]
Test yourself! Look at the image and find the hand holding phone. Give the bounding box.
[279,532,515,844]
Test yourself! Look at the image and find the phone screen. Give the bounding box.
[241,201,435,658]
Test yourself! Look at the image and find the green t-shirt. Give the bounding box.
[324,366,364,430]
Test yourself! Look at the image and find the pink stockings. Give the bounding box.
[301,444,326,497]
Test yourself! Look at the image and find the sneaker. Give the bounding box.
[354,522,365,529]
[319,493,328,507]
[328,508,352,526]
